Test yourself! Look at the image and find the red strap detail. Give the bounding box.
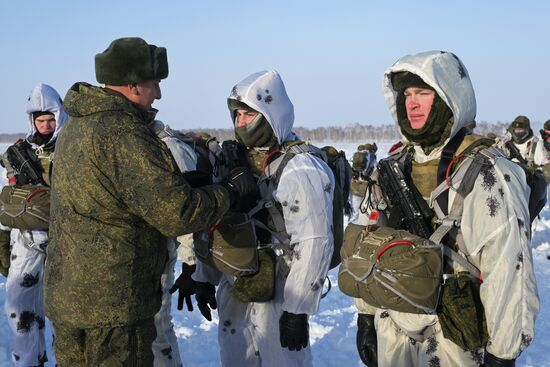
[8,177,16,184]
[376,240,414,260]
[445,153,466,187]
[388,141,403,153]
[26,188,48,202]
[479,273,483,282]
[209,223,223,234]
[262,149,282,175]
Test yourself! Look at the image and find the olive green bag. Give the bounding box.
[230,248,276,303]
[338,225,443,314]
[0,184,50,230]
[194,212,259,276]
[437,273,488,350]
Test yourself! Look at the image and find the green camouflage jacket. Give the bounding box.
[44,82,230,328]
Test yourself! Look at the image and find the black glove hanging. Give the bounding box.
[195,281,217,321]
[357,314,378,366]
[482,352,515,367]
[279,311,309,351]
[168,263,197,311]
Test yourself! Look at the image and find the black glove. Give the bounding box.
[357,314,378,366]
[168,263,197,311]
[0,230,11,277]
[482,352,515,367]
[195,281,217,321]
[279,311,309,351]
[182,170,212,188]
[224,167,259,212]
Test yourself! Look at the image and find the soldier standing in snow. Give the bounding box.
[191,70,335,366]
[0,83,66,366]
[44,37,253,365]
[347,51,539,366]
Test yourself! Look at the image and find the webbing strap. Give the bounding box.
[430,153,488,279]
[436,128,468,216]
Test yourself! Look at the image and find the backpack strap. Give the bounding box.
[430,146,502,279]
[436,127,469,216]
[249,142,327,248]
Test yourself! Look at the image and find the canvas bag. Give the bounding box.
[0,184,50,230]
[194,212,259,277]
[339,225,443,314]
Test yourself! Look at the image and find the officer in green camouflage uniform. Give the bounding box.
[44,37,248,366]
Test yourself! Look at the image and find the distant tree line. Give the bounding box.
[183,121,511,143]
[0,121,516,143]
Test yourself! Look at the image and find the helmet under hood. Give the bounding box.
[508,115,533,144]
[227,70,295,147]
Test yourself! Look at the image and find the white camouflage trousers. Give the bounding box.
[216,261,313,367]
[374,310,484,367]
[5,230,51,367]
[153,237,183,367]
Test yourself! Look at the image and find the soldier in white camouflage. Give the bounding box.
[0,83,67,367]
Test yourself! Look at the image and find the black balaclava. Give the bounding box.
[235,114,278,148]
[230,100,277,148]
[392,72,454,154]
[31,111,55,145]
[508,115,533,144]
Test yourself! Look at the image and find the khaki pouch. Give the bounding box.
[0,184,50,230]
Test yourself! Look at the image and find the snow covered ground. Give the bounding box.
[0,141,549,366]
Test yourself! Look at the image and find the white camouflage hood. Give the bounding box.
[228,70,295,144]
[383,51,476,145]
[25,83,68,146]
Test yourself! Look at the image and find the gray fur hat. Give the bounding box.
[95,37,168,85]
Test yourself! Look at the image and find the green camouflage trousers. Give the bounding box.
[53,317,156,367]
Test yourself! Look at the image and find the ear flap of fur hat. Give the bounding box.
[95,37,168,85]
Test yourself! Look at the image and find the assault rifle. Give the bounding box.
[504,140,533,171]
[376,158,433,238]
[0,141,44,185]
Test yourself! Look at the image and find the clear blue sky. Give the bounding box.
[1,0,548,133]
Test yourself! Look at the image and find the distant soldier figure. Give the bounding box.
[349,143,377,224]
[504,115,548,169]
[500,116,549,217]
[0,83,66,367]
[44,37,252,365]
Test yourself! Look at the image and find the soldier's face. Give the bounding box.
[135,80,162,111]
[404,87,435,129]
[235,109,259,127]
[34,115,56,135]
